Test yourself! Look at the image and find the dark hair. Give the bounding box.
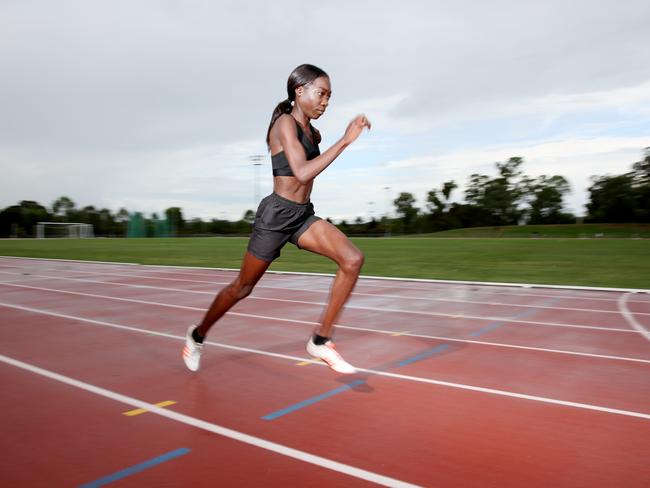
[266,64,329,150]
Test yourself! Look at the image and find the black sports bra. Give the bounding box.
[271,118,320,177]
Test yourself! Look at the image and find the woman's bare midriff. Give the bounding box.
[273,176,314,203]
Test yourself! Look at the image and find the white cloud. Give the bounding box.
[377,136,648,216]
[1,0,649,223]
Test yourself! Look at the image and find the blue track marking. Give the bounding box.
[262,298,559,420]
[395,344,450,367]
[468,323,502,337]
[79,448,190,487]
[262,380,366,420]
[468,298,558,337]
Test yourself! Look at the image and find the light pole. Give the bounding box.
[367,201,375,223]
[384,186,392,236]
[249,155,265,210]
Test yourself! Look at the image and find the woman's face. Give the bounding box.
[296,76,331,119]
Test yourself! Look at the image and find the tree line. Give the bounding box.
[2,149,648,238]
[0,198,255,238]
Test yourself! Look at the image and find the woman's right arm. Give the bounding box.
[277,114,371,185]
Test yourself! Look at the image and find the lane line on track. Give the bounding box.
[264,300,556,419]
[8,267,640,316]
[123,267,650,302]
[619,293,650,344]
[2,302,650,421]
[5,258,650,309]
[1,285,649,365]
[2,269,647,318]
[80,447,190,487]
[0,279,636,334]
[0,354,420,488]
[4,255,648,294]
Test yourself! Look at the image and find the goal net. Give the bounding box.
[36,222,94,239]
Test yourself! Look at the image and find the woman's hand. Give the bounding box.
[343,114,371,144]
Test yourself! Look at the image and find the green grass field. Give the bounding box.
[1,236,648,289]
[422,223,650,238]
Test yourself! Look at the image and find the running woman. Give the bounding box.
[183,64,371,374]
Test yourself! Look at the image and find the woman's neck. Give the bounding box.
[290,108,310,130]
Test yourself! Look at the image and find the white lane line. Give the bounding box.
[1,301,650,421]
[18,268,643,316]
[10,280,641,364]
[0,353,420,488]
[2,282,648,367]
[135,261,650,294]
[619,293,650,344]
[3,255,649,297]
[0,278,636,334]
[138,267,629,298]
[2,289,649,364]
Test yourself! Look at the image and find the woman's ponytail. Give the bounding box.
[266,98,293,150]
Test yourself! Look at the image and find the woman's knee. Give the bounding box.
[230,279,256,300]
[340,249,364,275]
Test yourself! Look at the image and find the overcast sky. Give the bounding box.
[2,0,649,222]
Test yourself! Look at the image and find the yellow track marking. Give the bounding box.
[123,400,176,416]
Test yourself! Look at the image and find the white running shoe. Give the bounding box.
[182,325,203,372]
[306,338,356,374]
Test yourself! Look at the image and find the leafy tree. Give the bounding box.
[165,207,184,235]
[51,196,75,219]
[0,200,50,237]
[0,205,22,237]
[526,175,573,224]
[115,207,130,222]
[186,217,208,235]
[426,190,443,214]
[426,180,458,231]
[586,174,636,222]
[366,217,379,233]
[464,174,490,206]
[632,147,650,222]
[81,206,107,235]
[97,208,117,235]
[446,202,493,229]
[586,148,650,223]
[393,192,418,232]
[243,209,255,225]
[465,157,527,225]
[441,181,458,201]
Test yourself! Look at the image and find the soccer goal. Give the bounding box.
[36,222,94,239]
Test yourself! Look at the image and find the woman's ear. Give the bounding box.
[295,86,304,97]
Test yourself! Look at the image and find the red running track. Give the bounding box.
[1,256,650,487]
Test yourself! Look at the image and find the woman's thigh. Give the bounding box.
[296,219,362,264]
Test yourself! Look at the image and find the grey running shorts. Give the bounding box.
[247,192,321,262]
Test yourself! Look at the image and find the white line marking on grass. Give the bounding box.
[0,353,420,488]
[619,293,650,344]
[0,278,637,334]
[1,301,650,421]
[1,283,648,365]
